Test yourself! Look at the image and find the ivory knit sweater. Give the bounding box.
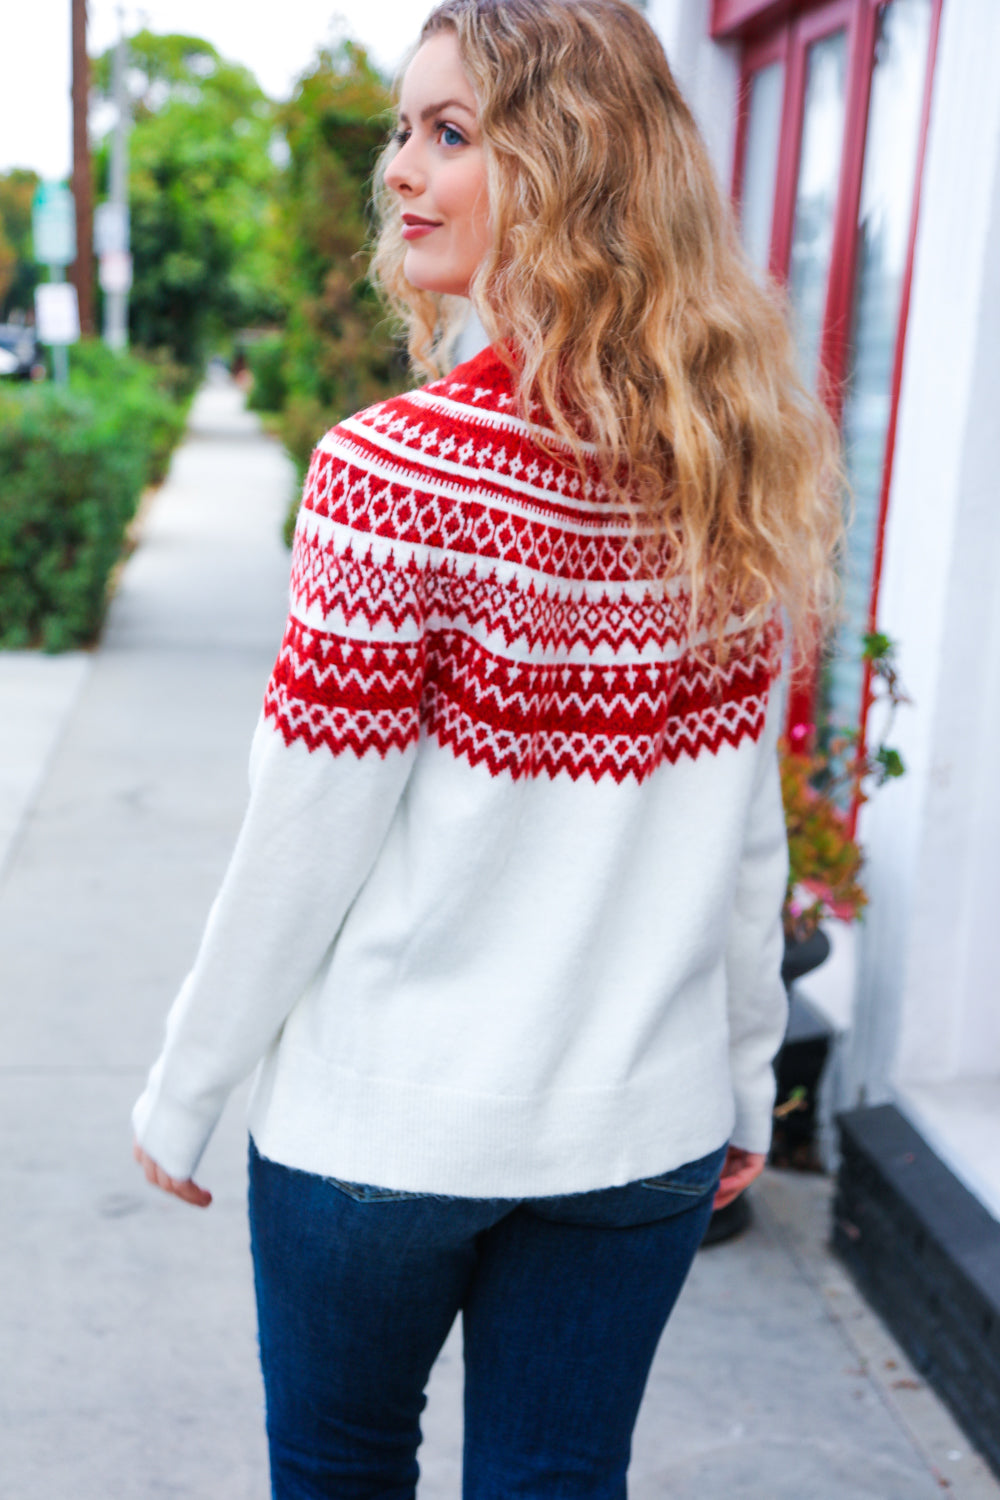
[132,344,789,1196]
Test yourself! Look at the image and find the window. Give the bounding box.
[717,0,941,770]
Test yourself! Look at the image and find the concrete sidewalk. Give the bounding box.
[1,378,996,1499]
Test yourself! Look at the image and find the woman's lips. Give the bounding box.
[402,218,441,240]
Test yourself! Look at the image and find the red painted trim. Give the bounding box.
[814,0,876,421]
[731,76,751,211]
[767,19,807,281]
[776,0,861,742]
[712,0,798,41]
[742,27,791,73]
[731,30,789,212]
[850,0,944,834]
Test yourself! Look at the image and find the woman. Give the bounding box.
[133,2,840,1495]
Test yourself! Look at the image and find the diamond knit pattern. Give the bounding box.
[264,347,781,783]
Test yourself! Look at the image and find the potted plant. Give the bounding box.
[703,633,908,1243]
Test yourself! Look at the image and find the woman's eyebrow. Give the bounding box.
[397,98,476,125]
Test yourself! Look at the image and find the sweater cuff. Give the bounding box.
[728,1063,778,1156]
[131,1074,224,1183]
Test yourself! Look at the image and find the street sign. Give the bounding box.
[35,283,81,346]
[32,182,77,267]
[99,251,133,295]
[94,202,130,257]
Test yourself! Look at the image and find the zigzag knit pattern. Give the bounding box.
[264,346,781,783]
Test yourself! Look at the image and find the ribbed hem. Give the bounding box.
[246,1039,737,1198]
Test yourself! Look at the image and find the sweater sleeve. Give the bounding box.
[131,477,426,1182]
[723,676,789,1154]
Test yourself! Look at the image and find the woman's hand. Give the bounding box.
[133,1138,213,1208]
[713,1145,766,1211]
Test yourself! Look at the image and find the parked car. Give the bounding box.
[0,323,45,380]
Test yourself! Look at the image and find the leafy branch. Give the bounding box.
[781,633,909,943]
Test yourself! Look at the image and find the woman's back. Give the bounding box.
[245,342,788,1195]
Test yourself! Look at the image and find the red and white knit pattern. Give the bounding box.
[264,347,781,784]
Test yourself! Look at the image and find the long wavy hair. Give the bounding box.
[370,0,843,661]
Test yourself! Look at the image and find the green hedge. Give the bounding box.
[246,334,289,415]
[0,345,189,651]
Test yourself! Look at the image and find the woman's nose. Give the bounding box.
[384,140,425,197]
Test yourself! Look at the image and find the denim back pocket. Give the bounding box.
[639,1142,728,1198]
[323,1177,429,1204]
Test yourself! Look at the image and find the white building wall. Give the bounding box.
[826,0,1000,1214]
[845,0,1000,1096]
[646,0,740,187]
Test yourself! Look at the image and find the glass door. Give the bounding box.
[785,25,849,388]
[826,0,935,739]
[737,52,785,277]
[732,0,940,779]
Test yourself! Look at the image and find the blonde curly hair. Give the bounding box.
[370,0,843,661]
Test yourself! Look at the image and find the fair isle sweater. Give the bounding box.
[132,344,789,1196]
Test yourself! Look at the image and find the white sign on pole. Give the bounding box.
[94,202,130,257]
[99,251,133,295]
[35,283,81,346]
[32,183,77,267]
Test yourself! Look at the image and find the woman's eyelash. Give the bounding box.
[391,122,467,147]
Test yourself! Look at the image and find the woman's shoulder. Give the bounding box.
[300,344,592,549]
[317,345,517,462]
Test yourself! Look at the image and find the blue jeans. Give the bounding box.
[248,1136,726,1500]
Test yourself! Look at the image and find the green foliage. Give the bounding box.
[781,750,868,942]
[0,343,187,650]
[781,633,910,941]
[0,228,14,313]
[92,31,282,371]
[246,335,289,413]
[68,341,190,483]
[93,32,232,109]
[0,168,41,319]
[257,39,409,539]
[276,41,403,413]
[274,393,336,545]
[875,745,905,780]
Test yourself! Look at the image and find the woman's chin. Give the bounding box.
[402,251,470,299]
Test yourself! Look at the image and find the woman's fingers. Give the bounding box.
[167,1175,213,1208]
[133,1138,213,1208]
[712,1147,766,1210]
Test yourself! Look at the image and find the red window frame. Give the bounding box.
[717,0,943,792]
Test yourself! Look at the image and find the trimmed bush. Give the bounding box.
[68,341,191,483]
[246,334,289,414]
[0,344,188,650]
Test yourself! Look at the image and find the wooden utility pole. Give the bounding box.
[70,0,94,334]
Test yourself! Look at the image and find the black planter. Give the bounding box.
[700,1191,752,1247]
[701,928,834,1247]
[771,929,835,1168]
[781,927,831,986]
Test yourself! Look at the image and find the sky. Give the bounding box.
[0,0,439,179]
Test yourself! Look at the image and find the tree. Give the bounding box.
[92,31,281,368]
[0,169,42,320]
[273,39,405,420]
[0,222,14,313]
